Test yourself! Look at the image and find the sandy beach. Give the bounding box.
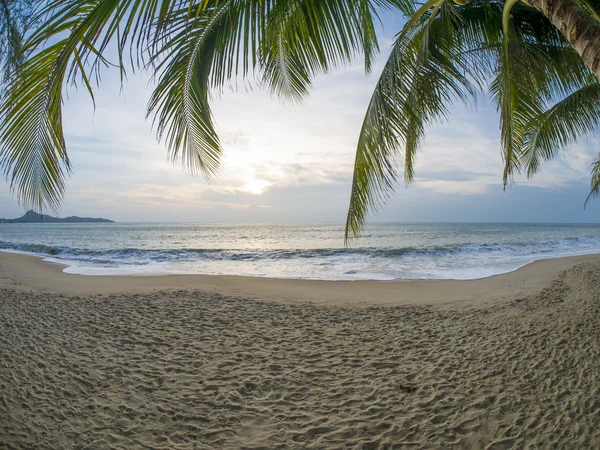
[1,252,600,448]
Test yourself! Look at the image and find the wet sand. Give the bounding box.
[3,251,600,306]
[1,252,599,448]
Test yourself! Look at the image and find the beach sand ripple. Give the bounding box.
[1,262,600,449]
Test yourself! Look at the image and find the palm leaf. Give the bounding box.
[0,0,163,211]
[491,0,541,185]
[494,1,595,182]
[345,1,485,241]
[0,39,72,211]
[2,0,405,212]
[585,150,600,207]
[147,3,230,178]
[523,83,600,175]
[259,0,400,100]
[346,0,594,239]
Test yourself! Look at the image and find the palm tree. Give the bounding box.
[345,0,600,239]
[0,0,599,237]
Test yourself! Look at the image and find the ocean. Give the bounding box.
[1,222,599,280]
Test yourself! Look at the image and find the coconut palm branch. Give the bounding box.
[523,83,600,176]
[148,0,402,178]
[0,0,180,211]
[586,150,600,206]
[345,0,597,240]
[346,2,482,240]
[0,0,410,212]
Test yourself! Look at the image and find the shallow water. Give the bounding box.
[1,222,600,280]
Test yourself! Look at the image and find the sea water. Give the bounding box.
[1,222,599,280]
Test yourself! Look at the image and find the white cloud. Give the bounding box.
[416,178,495,195]
[2,22,600,223]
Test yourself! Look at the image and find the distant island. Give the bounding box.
[0,210,114,223]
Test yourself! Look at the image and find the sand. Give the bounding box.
[1,253,600,448]
[3,252,600,306]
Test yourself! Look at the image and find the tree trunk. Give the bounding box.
[529,0,600,80]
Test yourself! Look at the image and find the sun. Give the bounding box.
[242,179,271,195]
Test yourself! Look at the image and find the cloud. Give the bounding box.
[416,178,496,195]
[2,13,600,225]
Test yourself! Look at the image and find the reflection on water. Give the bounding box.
[1,222,600,280]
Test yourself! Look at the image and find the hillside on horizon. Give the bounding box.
[0,210,114,224]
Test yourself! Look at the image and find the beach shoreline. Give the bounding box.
[3,222,599,281]
[2,250,600,306]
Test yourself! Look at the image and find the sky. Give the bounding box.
[1,10,600,224]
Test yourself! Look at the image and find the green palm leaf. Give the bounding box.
[489,37,545,186]
[259,0,412,100]
[346,1,488,241]
[147,3,230,178]
[346,0,597,240]
[1,0,409,212]
[586,150,600,207]
[0,39,72,211]
[523,83,600,176]
[0,0,164,211]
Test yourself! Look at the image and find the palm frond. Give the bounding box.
[2,0,401,212]
[345,25,421,242]
[585,150,600,207]
[485,1,589,186]
[345,0,595,239]
[491,0,539,185]
[345,1,482,241]
[0,38,72,211]
[260,0,384,101]
[147,3,230,178]
[0,0,142,211]
[491,1,596,183]
[524,83,600,175]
